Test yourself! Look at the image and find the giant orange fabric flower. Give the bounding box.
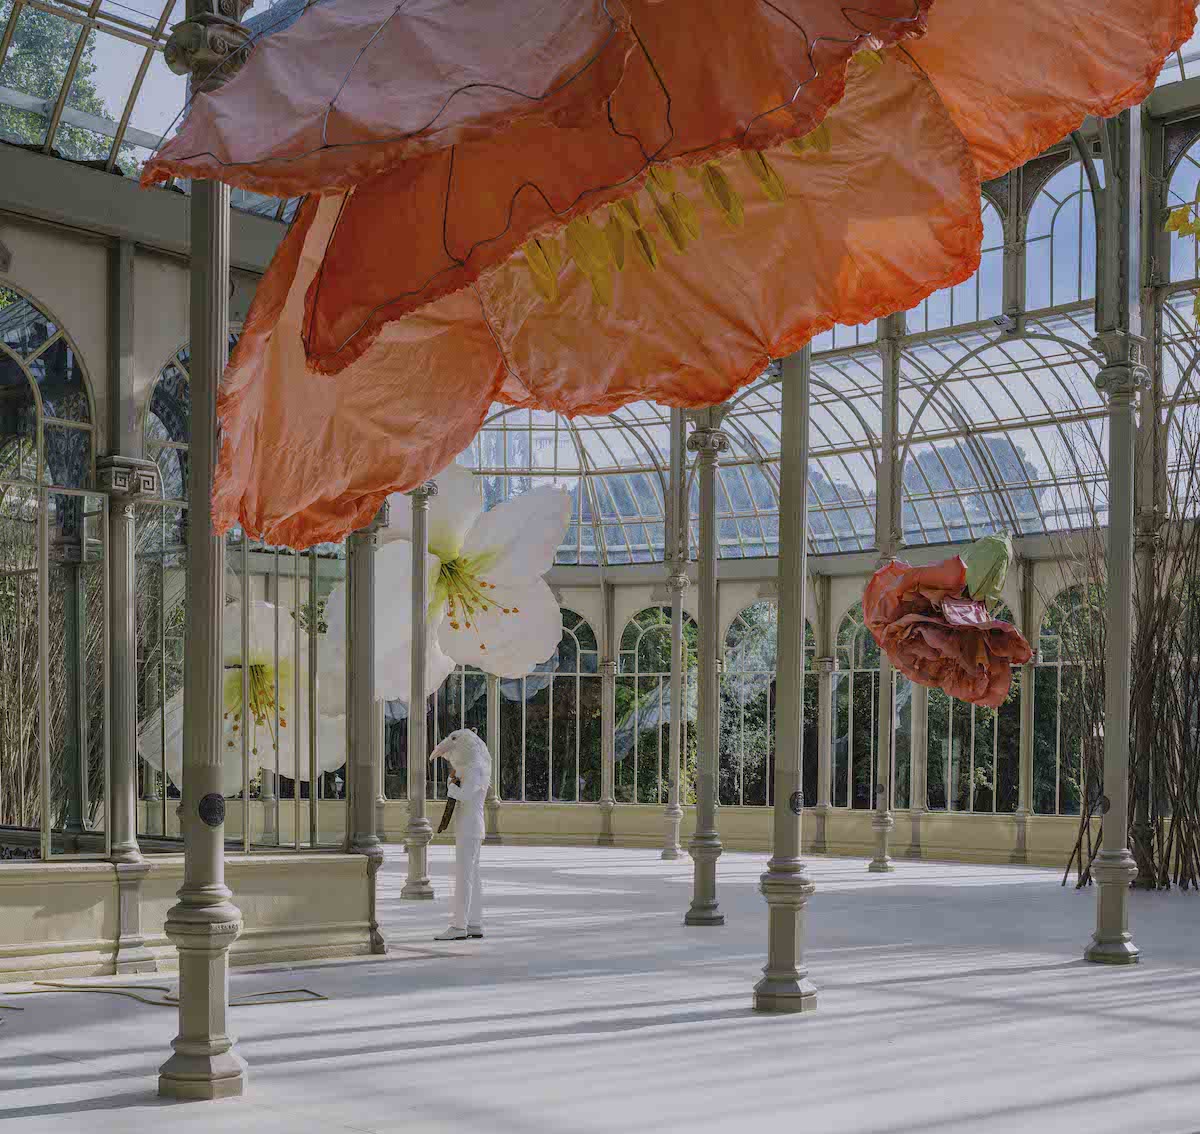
[863,557,1032,708]
[142,0,1194,548]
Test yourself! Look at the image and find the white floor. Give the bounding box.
[2,845,1199,1134]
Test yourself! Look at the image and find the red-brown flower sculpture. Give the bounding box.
[863,554,1031,709]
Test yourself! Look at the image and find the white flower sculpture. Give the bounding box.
[138,599,347,794]
[324,462,571,700]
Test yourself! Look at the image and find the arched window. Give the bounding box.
[1025,161,1099,311]
[616,606,698,804]
[1033,585,1102,816]
[834,602,912,810]
[498,608,601,802]
[144,336,238,501]
[720,601,816,807]
[1,284,102,851]
[908,199,1005,334]
[926,603,1021,812]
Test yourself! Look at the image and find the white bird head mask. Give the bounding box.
[428,728,492,779]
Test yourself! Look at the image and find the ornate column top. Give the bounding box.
[97,454,160,499]
[1091,329,1149,401]
[812,656,837,675]
[665,570,691,594]
[407,481,439,503]
[600,658,618,677]
[164,2,255,93]
[686,427,730,456]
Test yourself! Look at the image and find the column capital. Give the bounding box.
[1091,330,1149,401]
[97,454,160,499]
[665,570,690,594]
[407,480,439,503]
[812,656,836,675]
[600,657,618,677]
[686,426,730,457]
[164,2,255,93]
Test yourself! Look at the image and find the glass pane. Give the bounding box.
[0,484,40,847]
[832,671,849,808]
[0,287,57,358]
[54,30,144,163]
[47,492,106,855]
[927,688,949,810]
[499,679,522,800]
[0,352,37,481]
[893,676,911,810]
[550,676,577,802]
[0,5,82,146]
[578,675,601,802]
[27,338,90,422]
[43,424,91,488]
[125,26,188,153]
[614,675,635,803]
[135,501,186,842]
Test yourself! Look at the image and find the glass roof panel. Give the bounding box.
[0,0,299,206]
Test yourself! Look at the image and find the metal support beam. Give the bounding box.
[663,408,688,860]
[402,483,436,900]
[1085,109,1145,965]
[345,503,388,953]
[685,408,727,926]
[157,3,253,1098]
[157,175,246,1100]
[484,673,502,844]
[598,579,617,846]
[754,347,817,1012]
[870,315,903,874]
[811,574,833,854]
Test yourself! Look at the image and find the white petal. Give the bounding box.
[324,539,447,703]
[425,462,482,561]
[438,578,562,677]
[461,485,571,585]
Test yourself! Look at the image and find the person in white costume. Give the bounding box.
[429,728,492,941]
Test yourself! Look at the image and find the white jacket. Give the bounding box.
[430,728,491,841]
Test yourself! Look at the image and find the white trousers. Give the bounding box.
[451,835,483,930]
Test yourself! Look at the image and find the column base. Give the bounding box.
[685,833,723,925]
[160,894,245,1102]
[1085,849,1140,964]
[159,1051,247,1101]
[1009,809,1030,865]
[403,816,434,899]
[755,859,817,1013]
[753,975,818,1014]
[1084,937,1140,965]
[869,810,895,872]
[661,804,683,860]
[809,804,830,855]
[484,798,503,845]
[598,799,616,847]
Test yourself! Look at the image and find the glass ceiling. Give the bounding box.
[0,0,300,219]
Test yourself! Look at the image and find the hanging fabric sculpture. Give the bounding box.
[141,0,1194,550]
[862,535,1032,709]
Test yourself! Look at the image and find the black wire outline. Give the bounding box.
[161,1,928,364]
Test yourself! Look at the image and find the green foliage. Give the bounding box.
[0,4,134,169]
